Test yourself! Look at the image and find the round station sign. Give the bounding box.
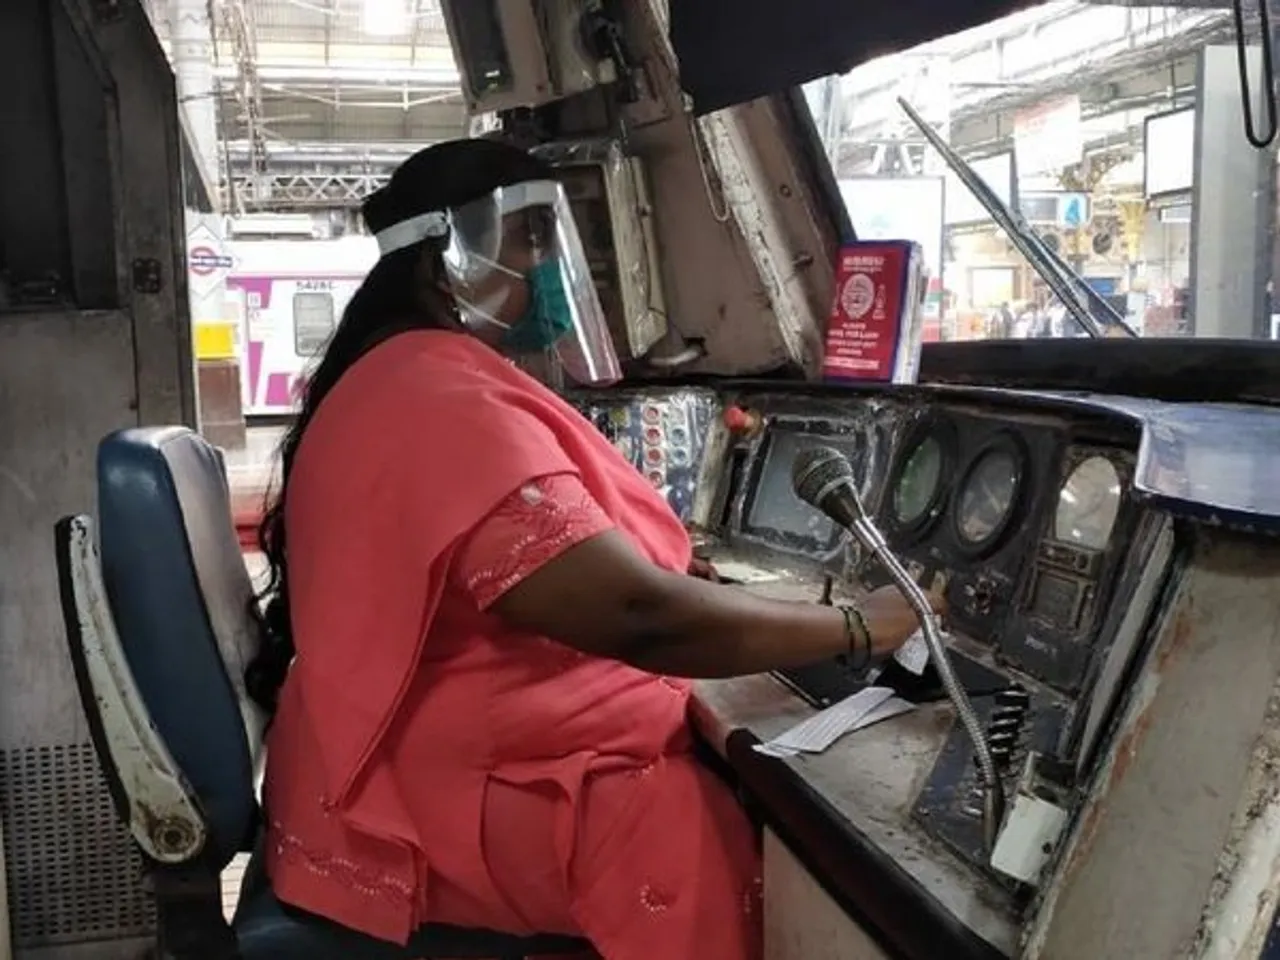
[189,245,232,277]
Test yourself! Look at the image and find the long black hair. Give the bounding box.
[245,139,553,715]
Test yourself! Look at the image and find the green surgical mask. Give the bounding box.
[499,258,575,354]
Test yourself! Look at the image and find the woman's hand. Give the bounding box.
[858,585,948,657]
[687,557,720,582]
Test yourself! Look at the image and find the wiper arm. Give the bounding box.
[897,97,1138,340]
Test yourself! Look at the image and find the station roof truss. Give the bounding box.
[823,2,1239,163]
[146,0,468,212]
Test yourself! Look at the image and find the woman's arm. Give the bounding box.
[491,530,943,679]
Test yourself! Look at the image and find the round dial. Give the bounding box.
[1055,456,1122,550]
[956,446,1021,547]
[892,434,944,527]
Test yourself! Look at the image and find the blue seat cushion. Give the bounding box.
[234,854,589,959]
[97,427,257,863]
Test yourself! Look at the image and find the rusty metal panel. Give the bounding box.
[1026,529,1280,959]
[608,0,839,377]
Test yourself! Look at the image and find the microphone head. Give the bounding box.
[791,445,860,514]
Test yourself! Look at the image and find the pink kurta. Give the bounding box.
[262,330,761,959]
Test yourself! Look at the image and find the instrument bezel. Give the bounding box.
[949,429,1030,559]
[884,414,958,545]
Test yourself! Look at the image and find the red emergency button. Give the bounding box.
[723,405,762,435]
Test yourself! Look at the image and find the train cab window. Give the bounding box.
[293,291,336,356]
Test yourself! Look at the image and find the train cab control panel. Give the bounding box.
[570,381,1179,942]
[860,406,1142,876]
[574,387,721,524]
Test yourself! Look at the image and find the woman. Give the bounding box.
[249,138,942,960]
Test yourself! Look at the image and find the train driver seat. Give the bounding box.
[53,425,589,960]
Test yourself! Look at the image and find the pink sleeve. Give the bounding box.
[454,472,615,610]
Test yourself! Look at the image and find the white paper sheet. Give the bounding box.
[893,627,932,676]
[754,686,916,758]
[711,559,783,584]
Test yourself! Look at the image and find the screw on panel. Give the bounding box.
[152,818,198,858]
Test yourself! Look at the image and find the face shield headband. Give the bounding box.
[372,179,621,387]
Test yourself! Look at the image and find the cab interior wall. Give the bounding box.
[0,1,192,954]
[0,0,117,312]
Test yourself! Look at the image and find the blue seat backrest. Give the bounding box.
[97,426,265,866]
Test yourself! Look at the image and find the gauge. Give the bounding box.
[955,442,1023,550]
[1055,456,1122,550]
[892,434,945,527]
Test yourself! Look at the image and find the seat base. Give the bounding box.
[233,851,589,960]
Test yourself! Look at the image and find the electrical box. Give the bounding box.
[534,139,669,359]
[439,0,617,115]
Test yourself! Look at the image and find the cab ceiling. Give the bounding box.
[670,0,1048,113]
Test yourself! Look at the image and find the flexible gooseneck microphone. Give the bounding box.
[792,445,1006,852]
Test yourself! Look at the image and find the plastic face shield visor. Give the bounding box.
[374,179,621,388]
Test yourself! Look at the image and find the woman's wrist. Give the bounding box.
[835,602,872,669]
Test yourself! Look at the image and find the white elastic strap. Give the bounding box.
[455,296,511,331]
[496,179,562,216]
[374,181,562,257]
[375,210,449,256]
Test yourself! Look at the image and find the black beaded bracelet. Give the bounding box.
[852,605,872,668]
[837,603,873,670]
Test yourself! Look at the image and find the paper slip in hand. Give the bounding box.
[893,628,932,676]
[754,687,915,758]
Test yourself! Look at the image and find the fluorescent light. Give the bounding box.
[212,64,461,86]
[362,0,408,36]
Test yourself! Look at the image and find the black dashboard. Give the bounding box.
[568,382,1164,912]
[871,405,1138,694]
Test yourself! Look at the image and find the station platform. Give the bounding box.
[225,426,284,550]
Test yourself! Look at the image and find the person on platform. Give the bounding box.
[994,301,1014,339]
[247,138,943,960]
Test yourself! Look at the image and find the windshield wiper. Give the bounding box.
[898,97,1137,340]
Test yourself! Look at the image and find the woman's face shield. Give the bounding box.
[440,180,621,388]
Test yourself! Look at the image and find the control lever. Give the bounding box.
[996,686,1030,709]
[792,446,1006,853]
[988,717,1021,738]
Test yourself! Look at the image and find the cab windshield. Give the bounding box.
[799,1,1276,344]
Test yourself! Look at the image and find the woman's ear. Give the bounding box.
[413,248,461,323]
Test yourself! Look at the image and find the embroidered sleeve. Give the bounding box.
[454,472,614,610]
